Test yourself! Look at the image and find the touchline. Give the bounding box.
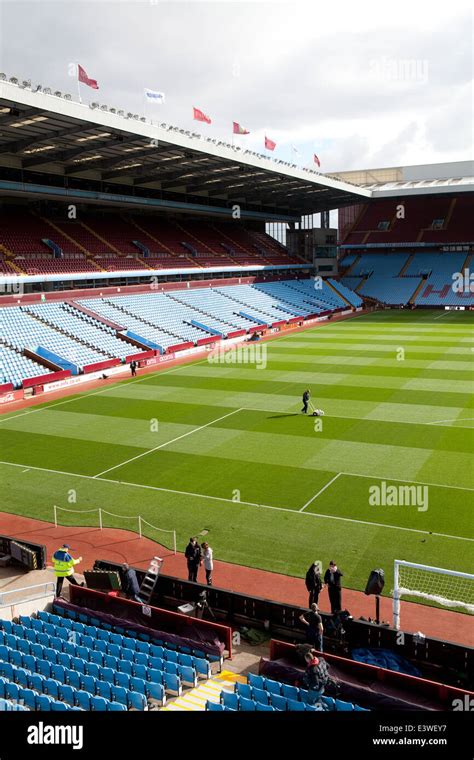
[27,722,83,750]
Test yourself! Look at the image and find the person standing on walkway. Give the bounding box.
[52,544,83,598]
[299,603,324,652]
[185,537,202,582]
[201,542,213,586]
[305,561,323,607]
[324,560,344,613]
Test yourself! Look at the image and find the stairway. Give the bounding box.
[160,670,245,712]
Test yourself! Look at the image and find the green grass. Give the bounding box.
[1,308,473,604]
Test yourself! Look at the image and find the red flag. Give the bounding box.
[313,154,321,168]
[233,122,250,135]
[77,64,99,90]
[265,136,276,151]
[193,107,212,124]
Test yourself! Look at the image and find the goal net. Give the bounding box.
[393,559,474,629]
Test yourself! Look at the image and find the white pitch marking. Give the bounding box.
[0,460,472,543]
[93,408,243,478]
[299,473,341,512]
[426,418,474,426]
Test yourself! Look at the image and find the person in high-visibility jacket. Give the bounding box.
[52,544,83,597]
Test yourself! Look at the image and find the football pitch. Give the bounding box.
[1,309,473,599]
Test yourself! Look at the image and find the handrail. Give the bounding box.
[0,581,56,607]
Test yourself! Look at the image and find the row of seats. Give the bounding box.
[50,603,223,667]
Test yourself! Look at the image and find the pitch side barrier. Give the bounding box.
[93,560,472,688]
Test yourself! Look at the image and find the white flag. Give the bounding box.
[144,89,165,104]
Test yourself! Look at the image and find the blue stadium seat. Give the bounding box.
[51,701,69,711]
[37,611,49,623]
[271,694,288,711]
[12,624,24,638]
[128,691,147,711]
[194,657,211,679]
[0,677,5,698]
[43,648,58,664]
[72,622,85,635]
[76,645,89,661]
[164,661,178,676]
[14,667,29,688]
[89,650,104,667]
[146,682,165,705]
[62,642,76,657]
[121,649,134,663]
[148,657,163,672]
[107,644,121,659]
[22,654,36,673]
[93,640,107,654]
[18,687,35,709]
[85,662,100,680]
[150,644,163,658]
[109,633,123,647]
[130,676,147,695]
[99,667,115,684]
[9,650,22,668]
[31,619,43,633]
[248,673,265,690]
[91,695,108,711]
[288,698,306,711]
[133,652,148,667]
[96,629,110,642]
[27,672,43,691]
[75,690,91,710]
[264,679,281,696]
[25,629,37,644]
[44,679,61,700]
[81,635,94,649]
[50,636,64,653]
[239,696,257,711]
[54,628,69,642]
[256,702,274,711]
[164,649,178,664]
[19,616,32,629]
[37,660,51,678]
[281,683,299,700]
[58,684,75,706]
[36,694,54,711]
[354,704,369,711]
[5,634,17,649]
[60,618,73,630]
[17,639,31,656]
[6,682,20,702]
[0,621,13,634]
[0,662,13,680]
[51,664,66,683]
[58,652,72,669]
[221,691,239,710]
[252,687,269,705]
[43,623,56,637]
[103,654,118,670]
[299,688,321,704]
[80,674,96,695]
[178,665,197,688]
[71,657,86,674]
[122,638,136,652]
[0,644,8,662]
[235,682,252,700]
[335,699,354,712]
[114,672,130,690]
[117,660,135,676]
[97,680,112,701]
[111,685,128,706]
[135,641,149,655]
[65,669,81,690]
[146,668,163,684]
[206,701,224,712]
[321,696,336,710]
[164,673,181,696]
[107,702,127,711]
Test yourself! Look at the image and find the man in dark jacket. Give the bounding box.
[299,603,324,652]
[324,560,344,613]
[122,563,142,603]
[185,537,201,582]
[305,561,323,607]
[301,389,310,414]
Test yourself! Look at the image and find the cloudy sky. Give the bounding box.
[0,0,472,172]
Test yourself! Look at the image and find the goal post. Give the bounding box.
[393,559,474,629]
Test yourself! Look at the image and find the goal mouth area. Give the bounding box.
[395,587,474,615]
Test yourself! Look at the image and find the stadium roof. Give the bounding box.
[332,160,474,197]
[0,80,371,218]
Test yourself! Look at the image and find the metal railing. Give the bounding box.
[0,582,56,608]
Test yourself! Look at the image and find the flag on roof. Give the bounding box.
[145,89,165,104]
[313,154,321,168]
[233,122,250,135]
[265,136,276,151]
[77,64,99,90]
[193,107,211,124]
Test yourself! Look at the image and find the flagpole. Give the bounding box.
[76,64,82,104]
